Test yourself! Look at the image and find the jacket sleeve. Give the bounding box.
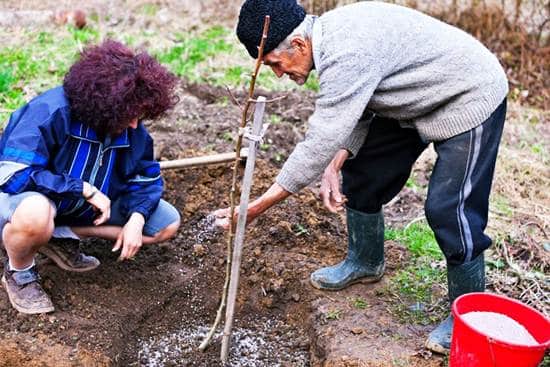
[119,133,163,221]
[0,105,83,199]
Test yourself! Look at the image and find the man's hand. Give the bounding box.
[320,149,350,213]
[83,181,111,225]
[212,203,261,230]
[213,183,291,231]
[112,213,145,261]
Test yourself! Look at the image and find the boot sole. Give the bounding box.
[39,246,100,273]
[309,273,384,291]
[424,339,450,355]
[1,276,55,314]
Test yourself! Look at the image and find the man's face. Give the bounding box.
[262,36,313,86]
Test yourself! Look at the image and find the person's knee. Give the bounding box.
[152,220,180,243]
[10,194,55,241]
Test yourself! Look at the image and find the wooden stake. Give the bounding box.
[220,97,266,362]
[198,15,271,353]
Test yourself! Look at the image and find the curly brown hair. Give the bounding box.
[63,40,178,137]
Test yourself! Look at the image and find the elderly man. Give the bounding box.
[217,0,508,354]
[0,40,181,314]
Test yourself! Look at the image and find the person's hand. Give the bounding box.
[212,206,259,231]
[213,183,292,231]
[212,207,233,230]
[83,181,111,225]
[112,213,144,261]
[320,149,349,213]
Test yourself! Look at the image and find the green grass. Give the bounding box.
[156,26,233,80]
[139,3,159,16]
[1,22,319,128]
[385,222,442,260]
[491,194,513,217]
[303,70,320,92]
[269,114,283,125]
[0,26,100,127]
[385,222,446,325]
[350,297,368,310]
[325,308,342,321]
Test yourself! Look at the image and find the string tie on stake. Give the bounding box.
[239,123,270,145]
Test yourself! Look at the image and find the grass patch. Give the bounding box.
[491,194,513,217]
[385,222,442,260]
[139,3,159,17]
[156,26,232,80]
[0,27,100,127]
[325,308,342,321]
[350,297,368,310]
[1,22,320,127]
[385,222,447,325]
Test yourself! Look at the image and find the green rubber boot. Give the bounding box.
[310,208,385,290]
[425,253,485,354]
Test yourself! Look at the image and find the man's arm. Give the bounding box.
[214,182,292,229]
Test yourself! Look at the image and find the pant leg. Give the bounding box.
[425,100,507,265]
[342,116,428,213]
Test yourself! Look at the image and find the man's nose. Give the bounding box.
[129,118,139,129]
[271,66,284,78]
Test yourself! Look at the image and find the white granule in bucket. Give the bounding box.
[461,311,538,346]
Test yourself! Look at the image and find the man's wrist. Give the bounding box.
[332,149,350,170]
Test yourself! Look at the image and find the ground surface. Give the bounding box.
[0,83,445,367]
[0,1,548,366]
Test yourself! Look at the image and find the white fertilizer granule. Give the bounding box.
[461,311,538,346]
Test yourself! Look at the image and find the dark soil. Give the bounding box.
[0,83,443,367]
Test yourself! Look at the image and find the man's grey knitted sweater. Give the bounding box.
[276,2,508,194]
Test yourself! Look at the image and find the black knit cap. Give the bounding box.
[237,0,307,59]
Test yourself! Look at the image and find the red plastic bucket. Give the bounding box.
[450,292,550,367]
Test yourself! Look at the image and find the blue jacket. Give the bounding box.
[0,86,163,226]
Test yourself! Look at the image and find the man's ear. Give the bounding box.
[290,36,309,55]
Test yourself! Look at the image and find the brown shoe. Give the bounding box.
[1,262,54,314]
[39,239,100,273]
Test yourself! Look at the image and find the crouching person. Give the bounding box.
[0,40,181,314]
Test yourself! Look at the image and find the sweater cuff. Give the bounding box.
[275,170,305,195]
[342,132,365,158]
[343,127,368,159]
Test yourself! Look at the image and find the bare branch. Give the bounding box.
[225,85,243,111]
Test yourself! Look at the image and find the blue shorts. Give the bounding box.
[0,192,180,238]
